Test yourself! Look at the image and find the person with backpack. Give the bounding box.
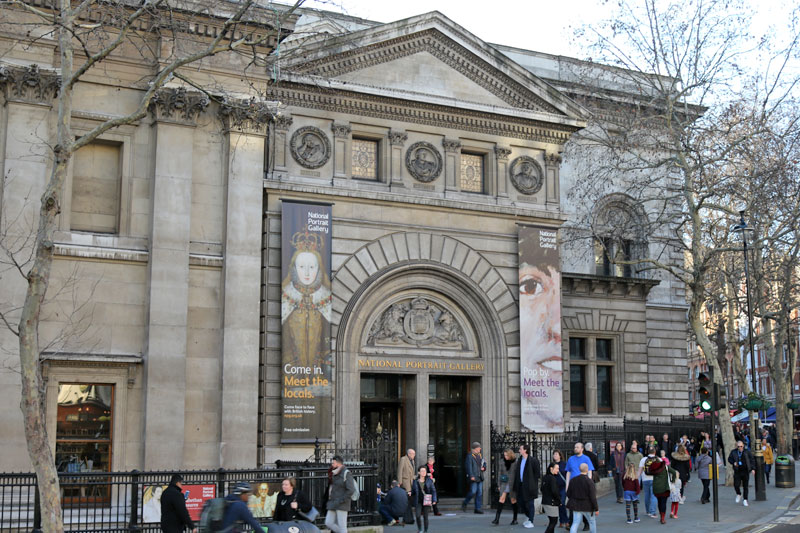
[324,455,357,533]
[160,474,196,533]
[221,482,267,533]
[637,446,658,518]
[411,466,437,533]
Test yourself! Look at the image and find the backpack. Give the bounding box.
[345,470,360,501]
[198,498,230,533]
[643,456,660,476]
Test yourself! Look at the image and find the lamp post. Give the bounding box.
[732,210,767,501]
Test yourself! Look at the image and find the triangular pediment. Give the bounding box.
[283,12,589,122]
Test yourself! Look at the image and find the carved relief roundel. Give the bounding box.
[405,141,443,183]
[290,126,331,169]
[509,156,544,195]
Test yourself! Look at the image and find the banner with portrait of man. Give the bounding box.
[518,225,563,432]
[281,201,333,442]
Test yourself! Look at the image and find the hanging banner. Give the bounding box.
[518,225,563,432]
[281,201,333,442]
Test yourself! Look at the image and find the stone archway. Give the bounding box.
[332,232,516,453]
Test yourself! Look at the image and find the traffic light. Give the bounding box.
[698,371,714,412]
[715,383,727,412]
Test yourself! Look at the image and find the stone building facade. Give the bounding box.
[0,6,688,493]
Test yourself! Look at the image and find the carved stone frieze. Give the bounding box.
[545,153,562,166]
[405,141,443,183]
[331,123,352,138]
[494,147,512,160]
[273,115,294,130]
[366,297,467,349]
[0,64,60,104]
[442,138,462,152]
[219,98,271,135]
[509,156,544,195]
[149,87,209,125]
[388,130,408,146]
[290,126,331,168]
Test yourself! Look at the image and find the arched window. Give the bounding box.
[592,194,647,278]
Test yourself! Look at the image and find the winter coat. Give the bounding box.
[222,494,265,533]
[273,489,312,522]
[465,452,486,482]
[513,454,541,500]
[670,450,691,483]
[625,451,643,470]
[728,448,755,474]
[763,444,774,465]
[622,478,640,494]
[695,453,713,481]
[650,460,677,497]
[496,458,517,497]
[566,474,597,513]
[410,477,437,508]
[160,483,194,533]
[382,486,408,518]
[540,473,561,507]
[554,461,567,490]
[397,455,416,492]
[327,467,356,512]
[611,450,625,474]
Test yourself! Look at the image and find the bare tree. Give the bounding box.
[0,1,302,530]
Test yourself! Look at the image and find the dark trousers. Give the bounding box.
[765,464,772,483]
[734,471,750,500]
[544,515,558,533]
[701,479,710,502]
[613,472,624,499]
[378,503,399,523]
[414,505,430,532]
[517,483,536,522]
[656,495,669,515]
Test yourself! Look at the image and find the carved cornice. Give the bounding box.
[273,114,293,131]
[545,153,562,166]
[442,138,461,152]
[149,87,208,125]
[388,130,408,146]
[331,123,352,138]
[0,64,60,104]
[292,29,563,115]
[562,272,660,301]
[494,147,512,160]
[268,83,577,145]
[219,98,271,135]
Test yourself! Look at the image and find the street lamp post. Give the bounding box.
[733,210,767,502]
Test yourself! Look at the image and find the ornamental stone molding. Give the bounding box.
[494,147,512,160]
[509,155,544,195]
[219,98,271,135]
[545,153,562,165]
[442,138,462,152]
[0,64,60,104]
[272,115,293,130]
[331,123,352,138]
[366,296,467,349]
[149,87,209,125]
[290,126,331,169]
[388,130,408,146]
[405,141,443,183]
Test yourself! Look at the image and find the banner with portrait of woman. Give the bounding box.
[518,225,563,432]
[281,201,333,442]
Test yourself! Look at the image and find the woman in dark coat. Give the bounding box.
[540,462,561,533]
[411,466,437,533]
[670,445,691,498]
[274,477,313,521]
[492,448,518,526]
[552,450,568,529]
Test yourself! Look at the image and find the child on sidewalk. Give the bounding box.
[669,477,682,518]
[622,464,641,524]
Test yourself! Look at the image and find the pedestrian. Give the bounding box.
[637,446,658,518]
[425,455,442,516]
[160,474,196,533]
[668,475,682,519]
[552,450,568,529]
[379,480,408,526]
[624,441,643,470]
[622,464,641,524]
[324,455,357,533]
[611,442,625,504]
[540,462,562,533]
[461,442,486,514]
[566,463,598,533]
[670,444,691,499]
[583,443,599,483]
[411,466,437,533]
[728,440,755,506]
[695,447,712,504]
[658,449,670,466]
[274,477,313,522]
[513,443,541,529]
[648,456,678,524]
[222,482,267,533]
[565,442,594,531]
[398,448,416,524]
[492,448,518,526]
[762,439,774,484]
[660,433,671,455]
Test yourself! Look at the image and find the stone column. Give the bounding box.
[443,139,461,192]
[544,153,562,207]
[218,102,269,467]
[143,88,208,470]
[388,130,407,189]
[415,373,429,458]
[494,147,511,198]
[331,123,351,181]
[270,115,292,179]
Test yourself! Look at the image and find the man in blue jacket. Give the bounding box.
[379,480,408,525]
[222,482,267,533]
[461,442,486,514]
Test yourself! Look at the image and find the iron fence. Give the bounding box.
[0,463,378,532]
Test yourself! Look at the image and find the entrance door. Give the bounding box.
[429,377,468,497]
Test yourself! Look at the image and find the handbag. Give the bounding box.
[297,506,320,522]
[500,473,509,483]
[423,493,433,506]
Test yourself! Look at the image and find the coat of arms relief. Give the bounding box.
[366,297,468,349]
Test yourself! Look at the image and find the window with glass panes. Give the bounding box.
[351,138,379,180]
[568,335,616,414]
[460,153,483,192]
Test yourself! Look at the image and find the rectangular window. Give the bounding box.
[596,339,612,361]
[597,366,612,411]
[351,138,379,180]
[71,141,121,233]
[570,365,586,411]
[594,238,632,277]
[460,153,483,193]
[570,337,586,359]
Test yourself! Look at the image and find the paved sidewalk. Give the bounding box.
[400,464,800,533]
